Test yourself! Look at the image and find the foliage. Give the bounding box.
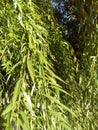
[0,0,98,130]
[0,0,75,130]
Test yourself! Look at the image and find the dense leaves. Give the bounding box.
[0,0,98,130]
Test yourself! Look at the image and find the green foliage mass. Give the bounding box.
[0,0,98,130]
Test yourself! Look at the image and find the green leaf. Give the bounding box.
[5,112,11,130]
[45,66,65,83]
[49,110,71,130]
[27,58,35,82]
[2,103,13,116]
[20,111,30,130]
[12,78,22,104]
[50,84,72,97]
[45,94,76,117]
[7,61,21,75]
[24,101,35,117]
[28,34,33,49]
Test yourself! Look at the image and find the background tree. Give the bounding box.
[51,0,98,129]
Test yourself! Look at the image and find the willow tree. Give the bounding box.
[0,0,76,130]
[0,0,98,130]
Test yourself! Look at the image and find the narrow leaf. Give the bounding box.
[20,111,30,130]
[27,58,34,82]
[7,61,21,75]
[45,94,76,117]
[12,78,22,104]
[2,103,13,116]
